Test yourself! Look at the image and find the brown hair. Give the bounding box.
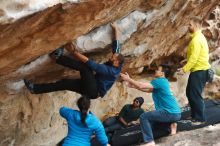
[116,53,124,66]
[190,16,203,27]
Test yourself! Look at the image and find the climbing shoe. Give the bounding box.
[49,47,64,59]
[24,79,35,93]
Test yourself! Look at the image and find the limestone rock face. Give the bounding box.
[0,0,219,82]
[0,1,219,146]
[0,0,81,24]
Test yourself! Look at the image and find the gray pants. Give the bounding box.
[103,116,124,133]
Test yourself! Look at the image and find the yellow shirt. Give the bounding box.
[183,30,210,72]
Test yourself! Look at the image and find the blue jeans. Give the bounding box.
[140,110,181,142]
[186,70,208,122]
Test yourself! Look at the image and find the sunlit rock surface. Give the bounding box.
[0,0,79,24]
[0,1,219,146]
[156,124,220,146]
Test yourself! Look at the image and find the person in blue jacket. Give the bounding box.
[24,23,124,99]
[120,65,181,146]
[60,96,110,146]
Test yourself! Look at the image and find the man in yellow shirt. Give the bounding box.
[179,17,210,125]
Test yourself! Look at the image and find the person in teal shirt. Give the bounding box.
[120,65,181,146]
[60,96,110,146]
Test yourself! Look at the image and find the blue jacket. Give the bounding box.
[60,107,108,146]
[86,40,122,97]
[86,60,121,97]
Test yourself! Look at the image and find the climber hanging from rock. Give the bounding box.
[24,23,124,99]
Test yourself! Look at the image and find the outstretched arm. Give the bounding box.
[64,42,88,63]
[120,72,153,92]
[111,23,120,40]
[111,23,121,54]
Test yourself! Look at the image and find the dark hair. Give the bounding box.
[159,64,171,78]
[133,97,144,107]
[77,96,91,125]
[116,53,124,66]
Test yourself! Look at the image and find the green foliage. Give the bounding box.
[214,67,220,76]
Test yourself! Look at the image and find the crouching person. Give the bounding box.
[60,96,111,146]
[120,65,181,146]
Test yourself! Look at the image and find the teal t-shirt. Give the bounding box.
[151,77,181,114]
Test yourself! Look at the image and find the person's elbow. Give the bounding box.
[189,59,198,65]
[59,107,68,118]
[189,55,199,64]
[146,88,153,93]
[118,117,124,122]
[59,107,65,114]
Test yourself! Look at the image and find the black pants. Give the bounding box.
[33,56,99,99]
[186,70,208,122]
[103,116,124,133]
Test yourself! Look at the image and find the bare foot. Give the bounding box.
[170,122,177,135]
[140,141,155,146]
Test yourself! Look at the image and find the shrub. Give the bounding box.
[214,67,220,76]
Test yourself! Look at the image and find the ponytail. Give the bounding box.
[77,96,91,125]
